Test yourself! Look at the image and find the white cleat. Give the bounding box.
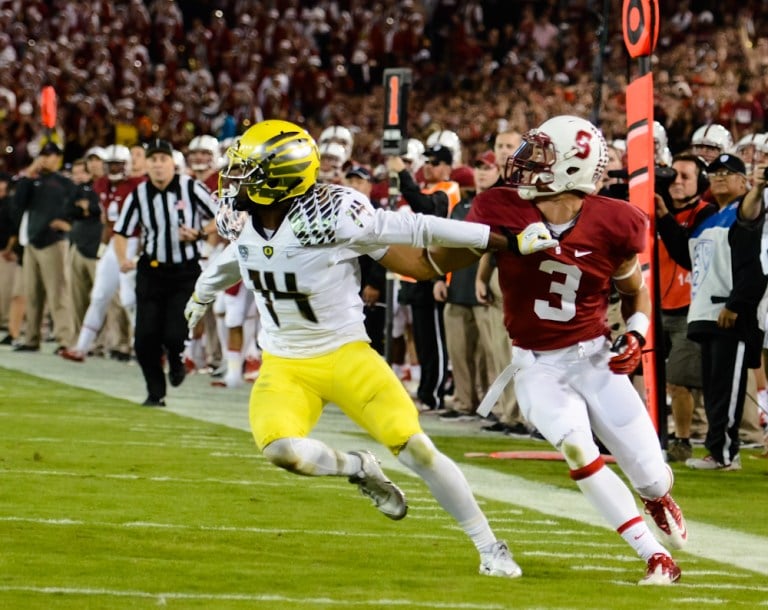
[479,540,522,578]
[347,450,407,520]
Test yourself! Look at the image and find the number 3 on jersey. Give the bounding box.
[247,269,317,326]
[534,260,581,322]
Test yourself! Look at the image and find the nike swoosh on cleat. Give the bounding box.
[574,250,592,257]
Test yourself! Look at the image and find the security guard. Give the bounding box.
[113,139,217,406]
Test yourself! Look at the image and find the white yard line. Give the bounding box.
[0,586,509,609]
[2,351,768,576]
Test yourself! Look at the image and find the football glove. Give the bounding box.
[184,293,212,329]
[508,222,559,255]
[608,331,645,375]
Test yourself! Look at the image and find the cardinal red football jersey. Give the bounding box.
[466,187,647,350]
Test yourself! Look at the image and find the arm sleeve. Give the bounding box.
[347,207,490,251]
[656,213,693,270]
[397,170,448,216]
[194,242,243,303]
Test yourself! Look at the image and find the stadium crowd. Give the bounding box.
[0,0,765,171]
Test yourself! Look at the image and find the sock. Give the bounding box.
[262,438,355,476]
[398,434,496,553]
[225,349,243,384]
[757,388,768,428]
[618,518,668,561]
[572,460,665,559]
[75,326,98,353]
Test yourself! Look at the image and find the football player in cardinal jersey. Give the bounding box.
[186,135,221,192]
[60,144,146,362]
[430,115,688,585]
[184,120,521,578]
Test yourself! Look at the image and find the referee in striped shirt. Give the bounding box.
[113,139,217,406]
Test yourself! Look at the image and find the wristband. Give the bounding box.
[625,312,650,341]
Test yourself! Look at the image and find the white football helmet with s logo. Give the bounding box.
[402,138,425,174]
[103,144,131,181]
[187,134,220,171]
[506,115,608,200]
[319,125,354,161]
[691,124,733,153]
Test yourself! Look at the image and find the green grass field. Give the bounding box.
[1,364,767,609]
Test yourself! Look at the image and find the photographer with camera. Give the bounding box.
[657,153,767,470]
[654,154,714,461]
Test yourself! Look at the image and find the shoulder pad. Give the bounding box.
[288,184,352,246]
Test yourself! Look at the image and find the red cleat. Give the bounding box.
[60,348,85,363]
[642,493,687,550]
[638,553,681,585]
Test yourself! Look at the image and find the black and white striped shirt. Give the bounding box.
[113,174,217,264]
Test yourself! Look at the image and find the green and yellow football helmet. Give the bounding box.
[220,120,320,206]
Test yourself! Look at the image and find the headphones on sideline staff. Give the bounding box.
[672,152,709,195]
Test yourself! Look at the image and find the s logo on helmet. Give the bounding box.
[574,130,592,159]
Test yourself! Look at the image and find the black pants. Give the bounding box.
[364,304,386,356]
[410,298,448,409]
[700,335,749,464]
[134,257,200,400]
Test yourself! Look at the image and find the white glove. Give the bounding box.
[184,293,212,329]
[514,222,559,255]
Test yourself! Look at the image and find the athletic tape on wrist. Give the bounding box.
[625,312,650,339]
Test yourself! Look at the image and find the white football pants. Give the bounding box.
[75,237,138,353]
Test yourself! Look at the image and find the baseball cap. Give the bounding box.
[39,142,63,156]
[85,146,106,160]
[145,138,174,157]
[424,144,452,166]
[451,166,475,188]
[474,150,497,168]
[345,165,371,181]
[708,153,746,175]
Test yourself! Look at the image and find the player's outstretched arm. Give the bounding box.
[379,229,508,279]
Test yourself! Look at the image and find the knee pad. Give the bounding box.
[558,429,601,471]
[262,438,303,473]
[398,433,437,469]
[636,464,674,500]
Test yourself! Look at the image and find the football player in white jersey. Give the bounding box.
[184,120,520,578]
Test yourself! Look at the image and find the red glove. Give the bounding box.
[608,331,645,375]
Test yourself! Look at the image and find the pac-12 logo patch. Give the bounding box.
[262,245,274,259]
[238,245,249,259]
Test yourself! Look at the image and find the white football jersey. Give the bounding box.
[195,184,489,357]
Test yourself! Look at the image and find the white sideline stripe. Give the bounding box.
[0,587,506,609]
